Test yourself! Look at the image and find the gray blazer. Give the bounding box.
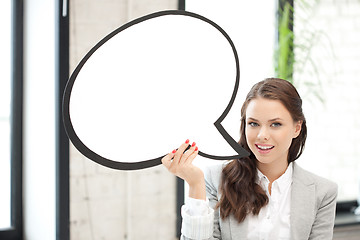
[182,162,338,240]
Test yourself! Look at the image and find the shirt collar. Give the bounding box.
[256,162,293,194]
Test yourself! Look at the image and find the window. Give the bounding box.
[292,0,360,224]
[0,0,12,230]
[0,0,23,239]
[293,0,360,204]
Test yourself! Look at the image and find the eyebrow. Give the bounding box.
[247,117,283,122]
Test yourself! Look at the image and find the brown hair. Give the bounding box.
[217,78,307,222]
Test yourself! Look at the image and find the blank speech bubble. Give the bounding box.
[62,10,249,170]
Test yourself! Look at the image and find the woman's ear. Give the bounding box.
[293,120,303,138]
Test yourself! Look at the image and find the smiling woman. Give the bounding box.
[163,78,337,239]
[245,98,303,179]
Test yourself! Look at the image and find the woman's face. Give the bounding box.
[245,97,302,166]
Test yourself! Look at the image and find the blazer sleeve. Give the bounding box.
[180,164,223,240]
[204,165,222,239]
[309,181,338,240]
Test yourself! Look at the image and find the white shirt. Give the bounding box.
[181,163,293,240]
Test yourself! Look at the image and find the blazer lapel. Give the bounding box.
[291,163,316,240]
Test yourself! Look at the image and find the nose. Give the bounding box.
[257,126,269,141]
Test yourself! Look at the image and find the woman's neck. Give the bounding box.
[257,159,289,184]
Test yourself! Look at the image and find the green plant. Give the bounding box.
[275,1,294,83]
[274,0,336,103]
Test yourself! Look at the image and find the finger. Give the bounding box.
[184,145,199,164]
[173,139,191,164]
[161,149,176,169]
[181,142,197,164]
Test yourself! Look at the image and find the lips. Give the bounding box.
[255,144,274,153]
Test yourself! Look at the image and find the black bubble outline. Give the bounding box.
[62,10,250,170]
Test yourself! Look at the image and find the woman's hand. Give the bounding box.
[162,139,206,200]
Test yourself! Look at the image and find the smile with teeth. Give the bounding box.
[256,144,274,150]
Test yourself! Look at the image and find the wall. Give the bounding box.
[69,1,178,240]
[294,0,360,201]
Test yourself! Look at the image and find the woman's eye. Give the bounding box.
[248,122,259,127]
[271,122,282,127]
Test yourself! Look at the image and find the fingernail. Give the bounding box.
[185,139,190,144]
[191,142,196,147]
[172,149,177,154]
[195,146,198,151]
